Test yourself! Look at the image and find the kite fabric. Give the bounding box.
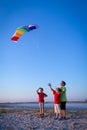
[11,24,38,42]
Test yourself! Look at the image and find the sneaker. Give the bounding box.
[54,117,58,120]
[58,118,62,121]
[40,114,44,118]
[63,117,66,120]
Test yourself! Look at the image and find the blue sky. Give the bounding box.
[0,0,87,102]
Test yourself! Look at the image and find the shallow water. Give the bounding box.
[0,103,87,110]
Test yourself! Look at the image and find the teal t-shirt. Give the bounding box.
[60,86,67,102]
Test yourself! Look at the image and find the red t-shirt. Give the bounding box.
[53,90,61,104]
[38,92,47,103]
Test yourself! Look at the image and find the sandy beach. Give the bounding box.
[0,108,87,130]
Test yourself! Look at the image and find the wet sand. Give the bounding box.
[0,108,87,130]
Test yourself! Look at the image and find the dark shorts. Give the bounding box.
[60,101,66,110]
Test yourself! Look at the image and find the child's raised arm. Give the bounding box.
[48,83,54,91]
[36,88,40,94]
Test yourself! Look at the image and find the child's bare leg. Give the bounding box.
[41,108,44,117]
[56,113,58,118]
[61,110,62,117]
[64,110,66,117]
[40,108,42,115]
[42,103,44,116]
[58,104,61,119]
[58,112,61,118]
[61,110,66,118]
[42,108,44,114]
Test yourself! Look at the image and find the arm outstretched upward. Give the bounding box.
[36,88,40,94]
[48,83,54,91]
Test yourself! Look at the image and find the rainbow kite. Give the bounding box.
[11,24,38,42]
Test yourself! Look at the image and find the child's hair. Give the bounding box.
[39,87,44,91]
[61,81,66,86]
[56,88,62,92]
[58,88,62,92]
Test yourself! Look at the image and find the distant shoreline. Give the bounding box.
[0,101,87,104]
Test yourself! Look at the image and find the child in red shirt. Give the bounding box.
[48,83,61,120]
[36,87,47,117]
